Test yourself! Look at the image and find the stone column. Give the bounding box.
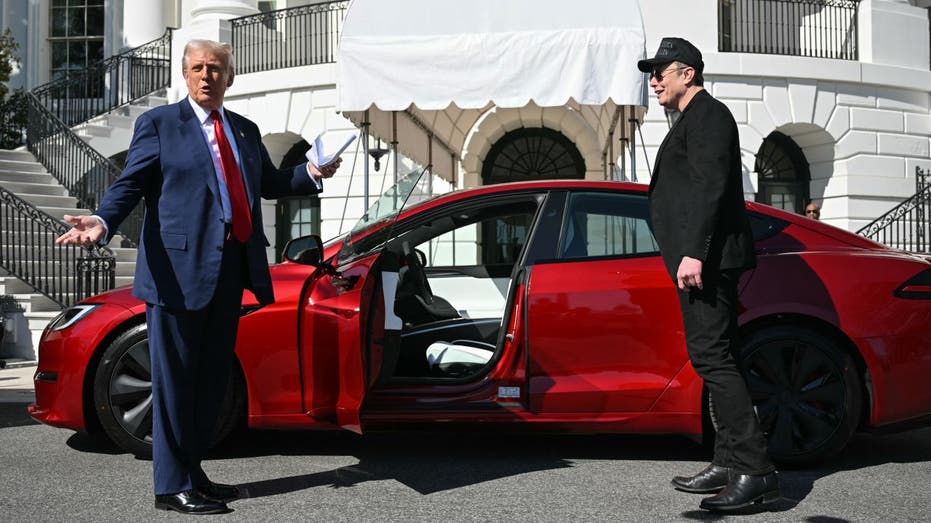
[123,0,168,47]
[189,0,260,23]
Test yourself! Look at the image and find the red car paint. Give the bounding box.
[29,181,931,460]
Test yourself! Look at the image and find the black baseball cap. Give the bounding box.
[637,37,704,73]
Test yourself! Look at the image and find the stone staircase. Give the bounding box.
[72,90,169,158]
[0,149,138,359]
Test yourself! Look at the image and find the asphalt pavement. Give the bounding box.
[1,364,930,522]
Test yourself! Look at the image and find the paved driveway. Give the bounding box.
[1,365,929,522]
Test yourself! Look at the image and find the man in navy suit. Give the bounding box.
[638,38,779,512]
[57,39,340,514]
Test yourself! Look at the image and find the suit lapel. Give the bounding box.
[178,100,222,204]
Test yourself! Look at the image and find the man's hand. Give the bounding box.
[56,215,105,247]
[308,157,342,181]
[677,256,703,291]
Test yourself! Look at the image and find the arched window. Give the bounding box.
[481,127,585,185]
[755,131,810,214]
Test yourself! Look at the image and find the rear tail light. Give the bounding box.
[894,269,931,299]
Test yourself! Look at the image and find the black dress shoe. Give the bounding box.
[700,472,780,512]
[154,489,230,515]
[671,464,730,493]
[198,481,241,502]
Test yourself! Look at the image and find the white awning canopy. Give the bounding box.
[337,0,648,182]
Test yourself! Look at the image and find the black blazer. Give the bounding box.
[648,89,756,280]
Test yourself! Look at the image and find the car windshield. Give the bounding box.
[337,166,431,263]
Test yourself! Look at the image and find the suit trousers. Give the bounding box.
[147,240,247,495]
[678,269,774,475]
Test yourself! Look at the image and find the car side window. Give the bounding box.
[560,192,659,260]
[424,206,536,268]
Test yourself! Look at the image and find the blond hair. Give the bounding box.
[182,39,236,81]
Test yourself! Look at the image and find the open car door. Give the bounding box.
[298,168,429,432]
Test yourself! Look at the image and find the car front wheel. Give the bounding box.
[92,323,245,458]
[739,325,862,465]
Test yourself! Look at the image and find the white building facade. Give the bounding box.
[3,0,930,256]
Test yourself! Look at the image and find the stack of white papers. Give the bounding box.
[305,133,357,168]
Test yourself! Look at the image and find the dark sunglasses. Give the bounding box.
[805,209,820,215]
[650,66,687,81]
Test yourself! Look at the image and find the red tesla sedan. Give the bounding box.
[29,170,931,465]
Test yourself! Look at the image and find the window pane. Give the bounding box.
[52,0,68,7]
[87,6,104,36]
[51,42,69,69]
[69,41,87,69]
[68,7,86,37]
[561,192,659,259]
[51,8,68,37]
[87,40,104,63]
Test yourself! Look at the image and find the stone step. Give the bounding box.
[14,193,80,208]
[106,114,136,129]
[35,205,93,218]
[0,150,37,162]
[77,123,113,138]
[0,171,57,185]
[0,159,46,173]
[109,246,138,262]
[28,311,59,333]
[0,181,68,196]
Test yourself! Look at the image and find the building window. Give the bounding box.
[49,0,105,82]
[276,196,320,261]
[482,127,586,186]
[275,138,320,260]
[755,131,810,214]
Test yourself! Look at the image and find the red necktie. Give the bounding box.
[211,110,253,243]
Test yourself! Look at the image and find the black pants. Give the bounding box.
[679,269,774,475]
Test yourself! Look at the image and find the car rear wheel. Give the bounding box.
[738,325,862,465]
[92,324,245,458]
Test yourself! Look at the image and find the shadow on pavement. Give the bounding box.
[676,426,931,521]
[0,402,38,429]
[66,431,126,456]
[54,420,931,509]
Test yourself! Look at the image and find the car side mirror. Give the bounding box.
[283,235,324,266]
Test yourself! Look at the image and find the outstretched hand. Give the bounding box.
[56,215,105,247]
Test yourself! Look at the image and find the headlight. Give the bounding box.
[47,304,101,331]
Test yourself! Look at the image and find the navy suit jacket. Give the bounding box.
[96,99,320,310]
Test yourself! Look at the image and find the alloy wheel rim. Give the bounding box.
[743,340,846,457]
[107,339,153,444]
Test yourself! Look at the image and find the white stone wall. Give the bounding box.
[634,0,931,230]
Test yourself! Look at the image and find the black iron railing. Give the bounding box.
[22,93,141,247]
[32,30,171,127]
[231,1,348,74]
[0,90,28,150]
[0,186,115,307]
[858,167,930,253]
[719,0,860,60]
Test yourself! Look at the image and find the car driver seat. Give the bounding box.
[395,241,460,325]
[425,339,495,378]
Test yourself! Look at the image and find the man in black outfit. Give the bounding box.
[637,37,780,512]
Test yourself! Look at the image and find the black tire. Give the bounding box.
[92,323,246,458]
[738,325,862,465]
